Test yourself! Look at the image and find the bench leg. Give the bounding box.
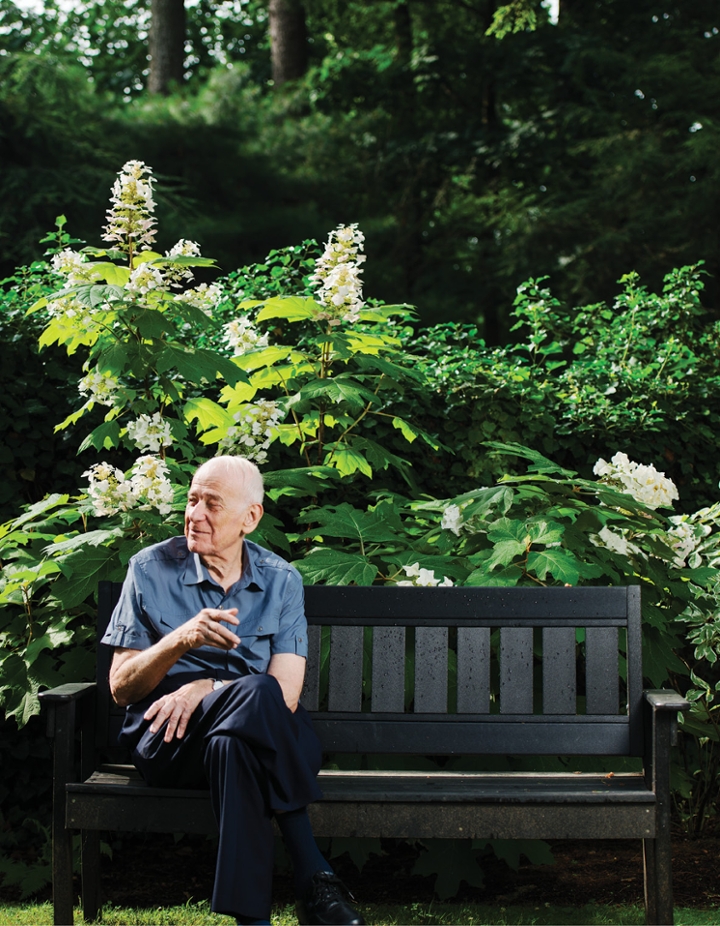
[643,837,673,926]
[81,831,101,922]
[52,823,74,926]
[643,838,658,925]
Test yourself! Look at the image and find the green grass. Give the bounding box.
[1,902,719,926]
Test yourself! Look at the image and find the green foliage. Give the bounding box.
[409,264,720,513]
[5,164,720,899]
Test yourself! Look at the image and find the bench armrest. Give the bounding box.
[644,689,691,713]
[39,682,97,704]
[41,682,98,790]
[643,688,687,807]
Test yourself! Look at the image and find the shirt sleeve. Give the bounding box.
[100,559,158,651]
[270,567,308,659]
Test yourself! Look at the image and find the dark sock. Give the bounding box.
[275,806,332,895]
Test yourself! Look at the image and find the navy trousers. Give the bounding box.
[121,674,323,921]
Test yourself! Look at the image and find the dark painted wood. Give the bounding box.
[457,626,490,714]
[586,626,620,715]
[414,627,448,713]
[500,627,533,714]
[543,627,577,715]
[371,627,406,713]
[301,624,322,711]
[328,625,364,712]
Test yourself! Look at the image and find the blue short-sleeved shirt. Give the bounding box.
[101,536,307,682]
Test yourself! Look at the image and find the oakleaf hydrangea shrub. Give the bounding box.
[1,162,720,845]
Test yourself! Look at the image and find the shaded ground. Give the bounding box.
[94,823,720,912]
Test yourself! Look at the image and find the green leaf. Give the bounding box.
[90,262,130,286]
[486,539,526,569]
[52,546,118,608]
[256,296,320,322]
[294,548,378,585]
[465,564,521,586]
[297,503,399,544]
[325,447,373,478]
[183,398,235,432]
[300,377,377,410]
[156,345,247,386]
[526,549,581,585]
[78,420,121,452]
[132,307,174,339]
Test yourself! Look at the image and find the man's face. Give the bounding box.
[184,466,252,561]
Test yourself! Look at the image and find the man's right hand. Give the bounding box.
[179,607,241,651]
[109,608,241,707]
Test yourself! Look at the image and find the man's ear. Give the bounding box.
[241,503,264,536]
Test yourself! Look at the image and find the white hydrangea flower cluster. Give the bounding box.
[593,452,679,509]
[167,239,202,258]
[310,223,366,325]
[126,263,165,296]
[130,455,175,513]
[223,316,269,355]
[46,297,97,328]
[667,516,704,568]
[83,457,174,517]
[51,249,95,286]
[82,463,136,516]
[592,525,641,559]
[163,239,203,288]
[218,399,282,464]
[126,413,174,453]
[175,282,223,315]
[102,160,157,253]
[78,369,120,406]
[395,563,454,587]
[441,504,464,535]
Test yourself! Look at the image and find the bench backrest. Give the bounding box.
[97,582,643,762]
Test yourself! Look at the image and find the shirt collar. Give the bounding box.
[181,538,265,591]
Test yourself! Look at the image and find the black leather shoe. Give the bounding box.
[296,870,365,925]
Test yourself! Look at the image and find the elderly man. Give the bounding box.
[101,456,364,926]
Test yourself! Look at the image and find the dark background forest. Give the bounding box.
[1,0,718,343]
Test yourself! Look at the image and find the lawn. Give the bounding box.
[1,901,719,925]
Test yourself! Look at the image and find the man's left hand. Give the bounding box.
[144,678,214,742]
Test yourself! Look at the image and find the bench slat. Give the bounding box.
[500,627,533,714]
[328,625,363,712]
[457,626,490,714]
[414,627,448,713]
[371,627,406,713]
[311,718,635,756]
[302,624,322,711]
[543,627,577,715]
[586,626,620,714]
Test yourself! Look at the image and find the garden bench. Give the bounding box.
[41,582,688,925]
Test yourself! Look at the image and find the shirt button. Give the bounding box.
[258,626,263,632]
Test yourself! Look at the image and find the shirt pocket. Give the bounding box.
[234,613,279,672]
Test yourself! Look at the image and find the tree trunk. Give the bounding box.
[268,0,308,85]
[147,0,186,95]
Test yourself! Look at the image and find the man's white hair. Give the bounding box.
[194,456,264,505]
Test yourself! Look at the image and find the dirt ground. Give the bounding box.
[95,823,720,912]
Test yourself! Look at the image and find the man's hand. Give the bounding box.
[178,607,241,651]
[109,608,240,707]
[144,678,214,742]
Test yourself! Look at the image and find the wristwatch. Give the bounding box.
[211,679,225,691]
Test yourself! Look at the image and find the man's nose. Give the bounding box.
[189,502,207,520]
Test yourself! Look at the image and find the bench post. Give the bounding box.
[47,698,77,926]
[643,691,690,926]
